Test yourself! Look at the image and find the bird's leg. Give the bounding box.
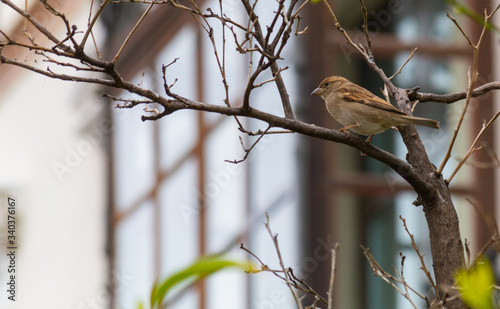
[338,124,359,133]
[365,135,373,143]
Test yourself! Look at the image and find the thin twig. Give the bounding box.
[463,145,500,168]
[81,0,111,48]
[327,244,339,309]
[472,234,499,267]
[321,0,366,58]
[292,0,309,19]
[253,66,289,88]
[399,215,439,299]
[438,5,500,176]
[446,12,475,48]
[103,93,156,107]
[225,125,272,164]
[389,48,418,81]
[289,270,328,305]
[447,110,500,183]
[240,244,268,268]
[238,127,293,136]
[320,0,397,95]
[359,0,372,56]
[464,238,471,268]
[362,246,424,308]
[437,66,475,176]
[40,53,105,72]
[112,0,156,64]
[87,0,102,59]
[465,198,500,265]
[2,0,65,47]
[397,253,416,307]
[264,213,304,309]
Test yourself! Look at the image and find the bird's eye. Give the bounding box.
[324,82,330,87]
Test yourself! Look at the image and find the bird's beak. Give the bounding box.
[311,87,323,96]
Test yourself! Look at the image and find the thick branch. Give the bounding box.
[413,81,500,103]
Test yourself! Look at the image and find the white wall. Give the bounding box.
[0,5,109,308]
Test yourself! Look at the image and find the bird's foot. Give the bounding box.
[338,124,358,134]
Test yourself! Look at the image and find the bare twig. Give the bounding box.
[238,127,293,136]
[447,11,475,48]
[464,238,471,268]
[320,0,397,95]
[436,6,499,176]
[112,0,157,64]
[254,66,289,88]
[437,66,475,176]
[40,54,104,72]
[240,244,268,269]
[2,0,68,49]
[389,48,418,81]
[464,144,500,168]
[225,125,272,164]
[288,270,328,305]
[264,213,304,309]
[110,0,168,3]
[243,225,328,306]
[397,253,415,306]
[103,93,156,108]
[447,111,500,183]
[399,216,438,299]
[87,0,102,59]
[359,0,372,56]
[472,234,499,267]
[40,0,78,48]
[292,0,309,20]
[81,0,111,48]
[327,244,339,309]
[465,198,500,265]
[362,246,425,308]
[321,0,366,58]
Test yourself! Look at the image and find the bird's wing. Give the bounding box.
[340,86,407,115]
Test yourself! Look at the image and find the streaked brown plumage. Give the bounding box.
[311,76,440,138]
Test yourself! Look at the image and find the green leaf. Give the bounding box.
[151,255,252,308]
[310,0,322,3]
[443,0,500,33]
[456,259,495,309]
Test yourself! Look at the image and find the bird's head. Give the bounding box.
[311,76,349,99]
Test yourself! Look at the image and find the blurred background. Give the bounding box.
[0,0,499,308]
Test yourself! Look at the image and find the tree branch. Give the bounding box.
[413,81,500,103]
[437,5,499,176]
[264,213,303,309]
[447,111,500,183]
[327,243,339,309]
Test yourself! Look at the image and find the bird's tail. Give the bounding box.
[401,115,440,129]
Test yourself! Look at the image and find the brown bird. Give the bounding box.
[311,76,440,141]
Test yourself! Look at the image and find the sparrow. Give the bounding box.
[311,76,440,141]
